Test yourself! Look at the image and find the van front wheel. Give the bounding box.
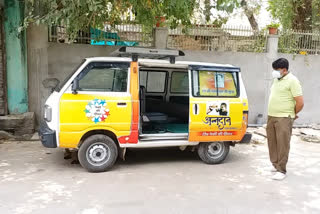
[197,142,230,164]
[78,134,118,172]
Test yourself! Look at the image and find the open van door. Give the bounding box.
[188,65,244,142]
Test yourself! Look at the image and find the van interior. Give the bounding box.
[139,67,189,137]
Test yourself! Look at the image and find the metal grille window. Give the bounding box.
[168,25,267,53]
[49,25,154,47]
[279,29,320,55]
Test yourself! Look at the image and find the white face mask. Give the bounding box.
[272,70,281,79]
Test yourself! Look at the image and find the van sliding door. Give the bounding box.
[188,65,244,142]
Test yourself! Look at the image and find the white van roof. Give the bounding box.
[85,57,236,68]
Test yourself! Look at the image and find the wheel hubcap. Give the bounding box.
[207,142,224,158]
[86,143,110,166]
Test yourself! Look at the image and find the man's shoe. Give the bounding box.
[272,172,286,180]
[266,166,277,172]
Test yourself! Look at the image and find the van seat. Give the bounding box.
[143,112,168,123]
[140,85,168,123]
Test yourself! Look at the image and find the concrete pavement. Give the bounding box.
[0,135,319,214]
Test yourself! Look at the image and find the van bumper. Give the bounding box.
[240,133,252,144]
[39,122,57,148]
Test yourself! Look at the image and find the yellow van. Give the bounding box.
[39,47,251,172]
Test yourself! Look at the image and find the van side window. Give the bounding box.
[140,71,166,93]
[171,72,189,93]
[78,62,129,92]
[192,70,239,97]
[139,71,147,88]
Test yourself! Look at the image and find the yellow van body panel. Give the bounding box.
[242,98,249,111]
[59,93,132,148]
[189,97,245,142]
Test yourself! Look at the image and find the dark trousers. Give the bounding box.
[266,116,294,174]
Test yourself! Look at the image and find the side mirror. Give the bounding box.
[72,78,79,94]
[42,78,60,92]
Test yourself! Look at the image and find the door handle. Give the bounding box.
[193,103,199,115]
[117,102,127,107]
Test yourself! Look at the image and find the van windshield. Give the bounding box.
[55,59,86,92]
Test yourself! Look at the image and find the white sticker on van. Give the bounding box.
[206,101,229,116]
[84,99,110,123]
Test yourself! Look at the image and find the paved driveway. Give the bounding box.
[0,136,319,214]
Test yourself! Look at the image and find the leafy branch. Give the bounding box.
[23,0,199,39]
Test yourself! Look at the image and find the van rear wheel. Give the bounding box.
[198,142,230,164]
[78,134,118,172]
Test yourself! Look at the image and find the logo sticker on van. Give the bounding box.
[206,101,229,116]
[203,101,232,130]
[84,99,110,124]
[203,116,231,130]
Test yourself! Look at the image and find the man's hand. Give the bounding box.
[294,115,299,120]
[294,96,304,115]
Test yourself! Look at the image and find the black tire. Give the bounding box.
[197,142,230,164]
[78,134,118,172]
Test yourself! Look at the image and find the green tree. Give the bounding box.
[268,0,320,30]
[313,0,320,30]
[24,0,198,37]
[24,0,263,38]
[204,0,260,31]
[240,0,259,31]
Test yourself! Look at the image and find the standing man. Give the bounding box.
[267,58,304,180]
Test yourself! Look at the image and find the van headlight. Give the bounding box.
[44,105,52,122]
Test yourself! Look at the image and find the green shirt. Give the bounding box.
[268,73,303,118]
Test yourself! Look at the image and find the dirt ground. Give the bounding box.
[0,129,319,214]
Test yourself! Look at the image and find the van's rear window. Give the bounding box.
[192,70,239,97]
